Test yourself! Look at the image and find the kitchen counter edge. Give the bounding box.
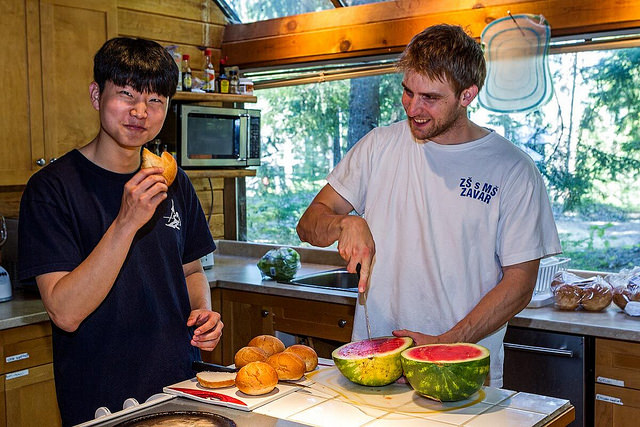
[2,244,639,343]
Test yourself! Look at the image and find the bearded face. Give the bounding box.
[401,71,469,144]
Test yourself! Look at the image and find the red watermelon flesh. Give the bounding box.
[405,344,485,362]
[335,337,409,358]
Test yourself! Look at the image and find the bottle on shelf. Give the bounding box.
[217,56,230,94]
[203,49,215,93]
[181,54,192,92]
[229,69,239,94]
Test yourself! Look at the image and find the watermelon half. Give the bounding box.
[401,343,490,401]
[332,336,413,386]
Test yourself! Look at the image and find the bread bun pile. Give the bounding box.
[234,346,268,368]
[248,335,285,357]
[266,351,306,380]
[613,286,640,310]
[284,344,318,372]
[551,271,613,311]
[196,371,236,389]
[235,361,279,395]
[141,147,177,186]
[232,335,320,394]
[607,268,640,310]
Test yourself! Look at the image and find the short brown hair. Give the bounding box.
[396,24,486,97]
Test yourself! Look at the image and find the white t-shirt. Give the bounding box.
[327,120,561,386]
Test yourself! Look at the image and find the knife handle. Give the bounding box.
[192,360,238,373]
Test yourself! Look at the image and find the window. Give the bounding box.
[218,0,391,24]
[245,44,640,272]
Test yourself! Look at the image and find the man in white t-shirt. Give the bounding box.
[296,24,561,386]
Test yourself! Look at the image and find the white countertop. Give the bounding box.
[252,360,572,427]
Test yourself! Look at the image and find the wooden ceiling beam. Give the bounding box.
[221,0,640,69]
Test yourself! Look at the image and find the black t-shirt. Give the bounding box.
[18,149,215,426]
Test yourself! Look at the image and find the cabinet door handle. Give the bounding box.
[338,319,347,328]
[50,157,58,163]
[261,310,270,318]
[36,158,46,166]
[503,342,574,358]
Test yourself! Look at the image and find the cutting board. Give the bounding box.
[163,377,299,411]
[307,365,488,415]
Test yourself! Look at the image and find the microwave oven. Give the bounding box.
[157,104,260,168]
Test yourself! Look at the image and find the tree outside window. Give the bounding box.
[246,46,640,272]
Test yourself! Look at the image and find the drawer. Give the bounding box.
[595,383,640,427]
[596,338,640,391]
[0,323,53,374]
[272,297,354,343]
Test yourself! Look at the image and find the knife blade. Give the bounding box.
[356,263,372,341]
[359,290,372,341]
[192,360,238,373]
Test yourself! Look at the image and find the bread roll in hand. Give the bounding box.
[141,147,177,186]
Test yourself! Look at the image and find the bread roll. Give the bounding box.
[235,361,278,395]
[554,284,583,310]
[284,344,318,372]
[196,371,236,389]
[266,351,305,381]
[141,147,177,186]
[581,284,613,311]
[248,335,285,357]
[234,346,268,369]
[613,286,633,310]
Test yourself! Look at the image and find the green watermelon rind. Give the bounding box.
[332,336,413,386]
[401,343,490,402]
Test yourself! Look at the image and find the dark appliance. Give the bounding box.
[503,325,595,427]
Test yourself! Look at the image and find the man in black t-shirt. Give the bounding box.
[18,38,223,426]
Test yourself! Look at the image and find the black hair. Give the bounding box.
[93,37,178,98]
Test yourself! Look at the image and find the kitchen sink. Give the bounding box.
[283,268,359,292]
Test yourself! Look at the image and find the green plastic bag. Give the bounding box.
[257,247,301,281]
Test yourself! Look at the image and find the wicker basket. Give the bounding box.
[534,257,571,295]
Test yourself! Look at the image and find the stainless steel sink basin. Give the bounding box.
[284,268,359,292]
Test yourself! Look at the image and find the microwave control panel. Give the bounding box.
[248,115,261,166]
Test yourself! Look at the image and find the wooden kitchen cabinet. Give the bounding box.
[0,0,116,186]
[218,289,355,365]
[594,337,640,426]
[4,363,60,427]
[0,322,60,427]
[218,289,275,365]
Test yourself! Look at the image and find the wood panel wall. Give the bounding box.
[4,0,640,238]
[222,0,640,68]
[0,0,229,239]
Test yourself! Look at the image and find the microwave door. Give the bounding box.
[182,111,245,167]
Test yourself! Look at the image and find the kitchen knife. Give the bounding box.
[192,360,238,373]
[357,265,372,341]
[360,291,372,341]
